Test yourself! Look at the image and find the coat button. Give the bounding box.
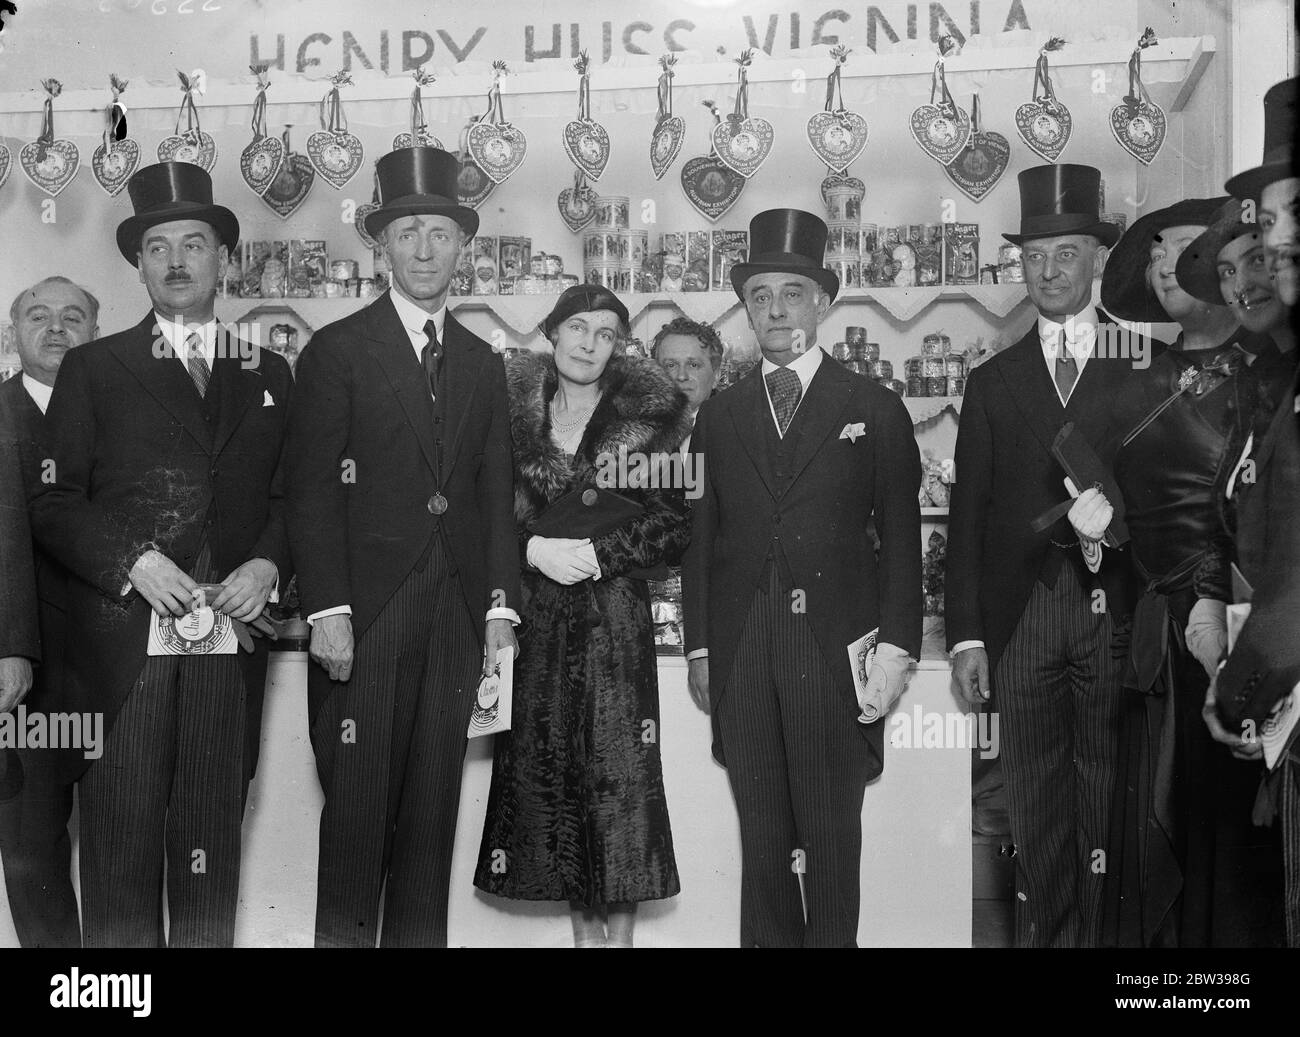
[582,489,598,506]
[428,493,448,515]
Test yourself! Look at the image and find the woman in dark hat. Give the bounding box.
[474,285,691,947]
[1087,197,1286,947]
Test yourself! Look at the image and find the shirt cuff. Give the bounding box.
[486,607,521,625]
[686,648,708,661]
[950,639,985,656]
[1080,539,1103,573]
[306,605,352,625]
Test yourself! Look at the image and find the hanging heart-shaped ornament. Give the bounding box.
[0,144,11,192]
[467,121,527,185]
[819,172,866,216]
[22,79,80,197]
[681,155,745,223]
[393,129,444,150]
[307,130,364,190]
[354,202,380,248]
[910,38,970,166]
[158,130,217,170]
[557,171,598,233]
[650,116,684,181]
[806,111,868,174]
[1014,100,1072,162]
[263,131,315,219]
[944,94,1009,202]
[92,138,140,197]
[1110,30,1166,166]
[240,134,286,197]
[457,154,496,209]
[712,117,774,179]
[563,120,611,182]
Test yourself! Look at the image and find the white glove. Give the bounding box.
[1067,485,1113,542]
[1185,597,1228,678]
[858,643,912,723]
[526,536,600,585]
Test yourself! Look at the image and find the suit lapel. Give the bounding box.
[210,341,263,457]
[783,359,855,491]
[363,293,439,479]
[110,313,211,450]
[438,312,482,483]
[998,327,1065,458]
[727,367,778,501]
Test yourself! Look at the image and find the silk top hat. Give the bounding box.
[1175,198,1263,306]
[115,162,240,265]
[364,146,480,240]
[1224,78,1297,201]
[1002,163,1121,248]
[729,209,839,302]
[1101,196,1230,322]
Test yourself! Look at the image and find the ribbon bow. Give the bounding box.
[1032,36,1067,112]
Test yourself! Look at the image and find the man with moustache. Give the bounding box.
[946,164,1148,948]
[0,276,99,947]
[284,147,520,947]
[683,208,921,947]
[30,163,292,946]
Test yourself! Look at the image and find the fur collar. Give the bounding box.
[507,349,691,521]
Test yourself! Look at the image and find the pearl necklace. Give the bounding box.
[550,397,597,434]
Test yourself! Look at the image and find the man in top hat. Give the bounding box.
[946,163,1151,947]
[29,162,293,947]
[0,275,100,948]
[284,146,520,947]
[682,208,921,947]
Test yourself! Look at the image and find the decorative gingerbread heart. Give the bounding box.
[820,172,866,213]
[353,202,380,249]
[1014,101,1072,162]
[392,129,444,150]
[0,144,10,193]
[944,129,1011,203]
[563,119,611,182]
[680,155,745,223]
[239,135,286,197]
[20,139,80,197]
[557,182,598,233]
[1109,99,1167,166]
[909,104,971,166]
[306,130,364,190]
[806,110,868,174]
[262,152,315,219]
[157,131,216,171]
[91,137,140,197]
[711,116,774,179]
[649,116,684,181]
[467,121,527,185]
[457,156,496,209]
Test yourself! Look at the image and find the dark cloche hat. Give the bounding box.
[1174,198,1263,306]
[1224,77,1297,202]
[540,283,631,340]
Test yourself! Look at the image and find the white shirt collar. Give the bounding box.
[154,312,219,367]
[761,341,824,391]
[21,374,53,414]
[389,285,446,360]
[1037,305,1099,363]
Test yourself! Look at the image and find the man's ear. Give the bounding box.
[217,244,230,279]
[815,288,832,320]
[137,255,146,286]
[1091,245,1109,280]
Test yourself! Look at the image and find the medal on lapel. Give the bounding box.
[1110,28,1167,166]
[239,65,286,197]
[649,54,685,180]
[21,78,80,197]
[711,50,774,180]
[262,125,315,220]
[681,100,745,223]
[308,71,364,189]
[157,69,217,171]
[910,36,970,166]
[91,74,140,197]
[456,117,496,210]
[806,46,868,174]
[393,67,444,150]
[467,61,527,185]
[563,51,611,182]
[1015,37,1072,162]
[944,94,1010,202]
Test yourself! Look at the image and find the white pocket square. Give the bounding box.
[840,422,866,443]
[263,390,275,407]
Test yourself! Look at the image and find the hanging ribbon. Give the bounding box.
[1125,27,1158,112]
[319,70,352,134]
[482,60,510,124]
[173,70,204,142]
[249,64,270,141]
[702,99,722,154]
[37,78,61,156]
[656,54,675,123]
[970,93,981,134]
[824,44,850,112]
[574,50,591,121]
[928,36,958,117]
[410,67,435,141]
[104,74,128,154]
[730,49,753,124]
[1032,36,1066,110]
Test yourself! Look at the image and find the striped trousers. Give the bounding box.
[994,559,1123,948]
[311,538,481,948]
[717,562,871,948]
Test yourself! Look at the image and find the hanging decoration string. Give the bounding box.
[574,50,591,121]
[174,70,203,142]
[104,74,128,155]
[319,70,352,134]
[730,48,753,124]
[928,36,958,115]
[971,92,981,134]
[1125,27,1158,112]
[36,78,61,157]
[483,60,510,124]
[1032,36,1066,109]
[249,63,270,140]
[824,44,851,112]
[410,67,435,141]
[702,98,722,154]
[656,54,676,124]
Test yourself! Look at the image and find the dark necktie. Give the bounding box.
[765,366,802,437]
[186,331,211,399]
[422,318,441,399]
[1054,330,1078,403]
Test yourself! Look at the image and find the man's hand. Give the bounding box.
[527,536,601,585]
[858,645,911,722]
[211,558,278,622]
[687,657,710,714]
[953,646,990,705]
[0,657,33,714]
[129,549,199,617]
[484,618,518,671]
[1067,485,1113,542]
[310,614,354,682]
[1202,668,1263,761]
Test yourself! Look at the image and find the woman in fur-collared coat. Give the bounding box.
[474,286,692,948]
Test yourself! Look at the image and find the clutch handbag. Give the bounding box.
[527,486,668,581]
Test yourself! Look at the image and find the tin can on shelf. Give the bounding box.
[516,275,547,295]
[530,253,547,276]
[867,359,893,381]
[904,356,923,380]
[945,354,965,378]
[859,224,878,256]
[844,325,867,347]
[863,342,880,362]
[324,278,346,298]
[268,323,296,349]
[825,221,860,257]
[921,333,950,356]
[357,278,377,299]
[921,355,946,379]
[544,254,564,276]
[907,375,926,397]
[884,378,906,396]
[998,243,1024,283]
[559,274,579,290]
[831,341,852,361]
[947,375,966,396]
[925,375,948,397]
[595,195,630,229]
[330,259,358,281]
[345,277,361,297]
[827,258,861,290]
[498,277,515,295]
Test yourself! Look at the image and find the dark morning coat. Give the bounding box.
[0,395,38,664]
[945,315,1158,672]
[283,291,522,727]
[683,358,923,778]
[28,314,293,779]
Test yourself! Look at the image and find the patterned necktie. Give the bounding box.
[1054,329,1078,403]
[765,366,802,437]
[422,318,441,398]
[186,331,211,399]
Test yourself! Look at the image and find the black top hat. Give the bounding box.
[1224,78,1297,201]
[364,146,480,241]
[539,284,631,340]
[1174,198,1263,306]
[1100,196,1230,321]
[115,162,240,265]
[1002,163,1121,248]
[729,209,839,301]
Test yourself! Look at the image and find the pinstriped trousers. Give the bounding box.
[717,563,871,948]
[993,559,1123,948]
[311,537,481,948]
[1283,757,1300,947]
